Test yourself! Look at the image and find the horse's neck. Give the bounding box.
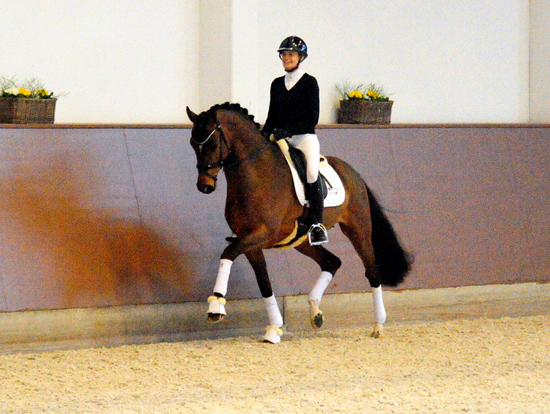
[221,113,287,185]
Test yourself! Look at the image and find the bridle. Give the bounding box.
[191,119,229,181]
[191,117,271,180]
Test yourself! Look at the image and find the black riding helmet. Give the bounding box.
[278,36,308,60]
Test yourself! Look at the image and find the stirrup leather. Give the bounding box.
[308,223,328,245]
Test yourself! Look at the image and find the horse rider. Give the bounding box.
[261,35,329,246]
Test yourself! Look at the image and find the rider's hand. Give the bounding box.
[273,128,291,140]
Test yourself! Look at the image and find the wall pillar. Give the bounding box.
[530,0,550,122]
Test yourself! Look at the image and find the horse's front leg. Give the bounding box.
[207,258,232,323]
[244,249,283,344]
[206,238,246,323]
[207,236,283,343]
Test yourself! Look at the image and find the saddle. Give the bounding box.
[271,138,346,249]
[272,138,345,208]
[286,145,329,198]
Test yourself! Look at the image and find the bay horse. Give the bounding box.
[186,103,412,343]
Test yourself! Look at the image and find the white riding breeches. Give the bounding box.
[286,133,320,184]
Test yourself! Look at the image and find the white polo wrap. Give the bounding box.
[308,271,333,304]
[213,259,232,297]
[372,286,386,324]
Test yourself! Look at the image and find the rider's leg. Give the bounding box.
[287,133,320,184]
[305,177,328,245]
[287,134,328,245]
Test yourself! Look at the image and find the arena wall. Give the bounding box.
[1,125,548,313]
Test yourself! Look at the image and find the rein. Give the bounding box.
[193,118,271,177]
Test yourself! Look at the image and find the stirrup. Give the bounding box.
[308,223,328,246]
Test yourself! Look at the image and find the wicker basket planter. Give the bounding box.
[337,100,393,124]
[0,98,57,124]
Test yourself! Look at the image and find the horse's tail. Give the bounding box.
[366,185,413,287]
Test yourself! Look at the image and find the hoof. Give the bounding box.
[308,299,324,329]
[310,312,324,329]
[263,326,283,344]
[370,322,384,338]
[207,296,226,323]
[207,313,225,323]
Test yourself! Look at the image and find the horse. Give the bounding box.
[186,102,412,343]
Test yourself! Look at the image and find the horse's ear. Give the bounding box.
[186,106,198,124]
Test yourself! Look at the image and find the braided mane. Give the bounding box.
[207,102,261,130]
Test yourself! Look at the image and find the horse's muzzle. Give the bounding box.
[197,173,217,194]
[197,183,215,194]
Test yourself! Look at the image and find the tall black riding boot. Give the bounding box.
[305,178,329,245]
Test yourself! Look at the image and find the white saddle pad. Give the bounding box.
[276,139,346,207]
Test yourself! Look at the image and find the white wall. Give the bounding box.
[1,0,200,123]
[249,0,530,124]
[1,0,544,124]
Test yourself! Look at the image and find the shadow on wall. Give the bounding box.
[0,145,195,310]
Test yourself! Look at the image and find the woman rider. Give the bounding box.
[261,35,329,245]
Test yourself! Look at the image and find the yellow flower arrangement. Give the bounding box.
[367,90,380,100]
[347,90,364,100]
[336,81,390,102]
[1,76,56,99]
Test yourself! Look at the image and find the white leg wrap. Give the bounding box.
[308,271,333,304]
[263,295,283,344]
[263,326,283,344]
[263,295,283,327]
[213,259,232,297]
[207,296,226,315]
[372,286,386,324]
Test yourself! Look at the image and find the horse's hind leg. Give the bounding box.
[339,222,385,338]
[294,243,342,329]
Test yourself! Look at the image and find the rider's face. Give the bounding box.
[280,51,301,72]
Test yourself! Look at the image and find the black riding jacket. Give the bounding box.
[262,73,320,137]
